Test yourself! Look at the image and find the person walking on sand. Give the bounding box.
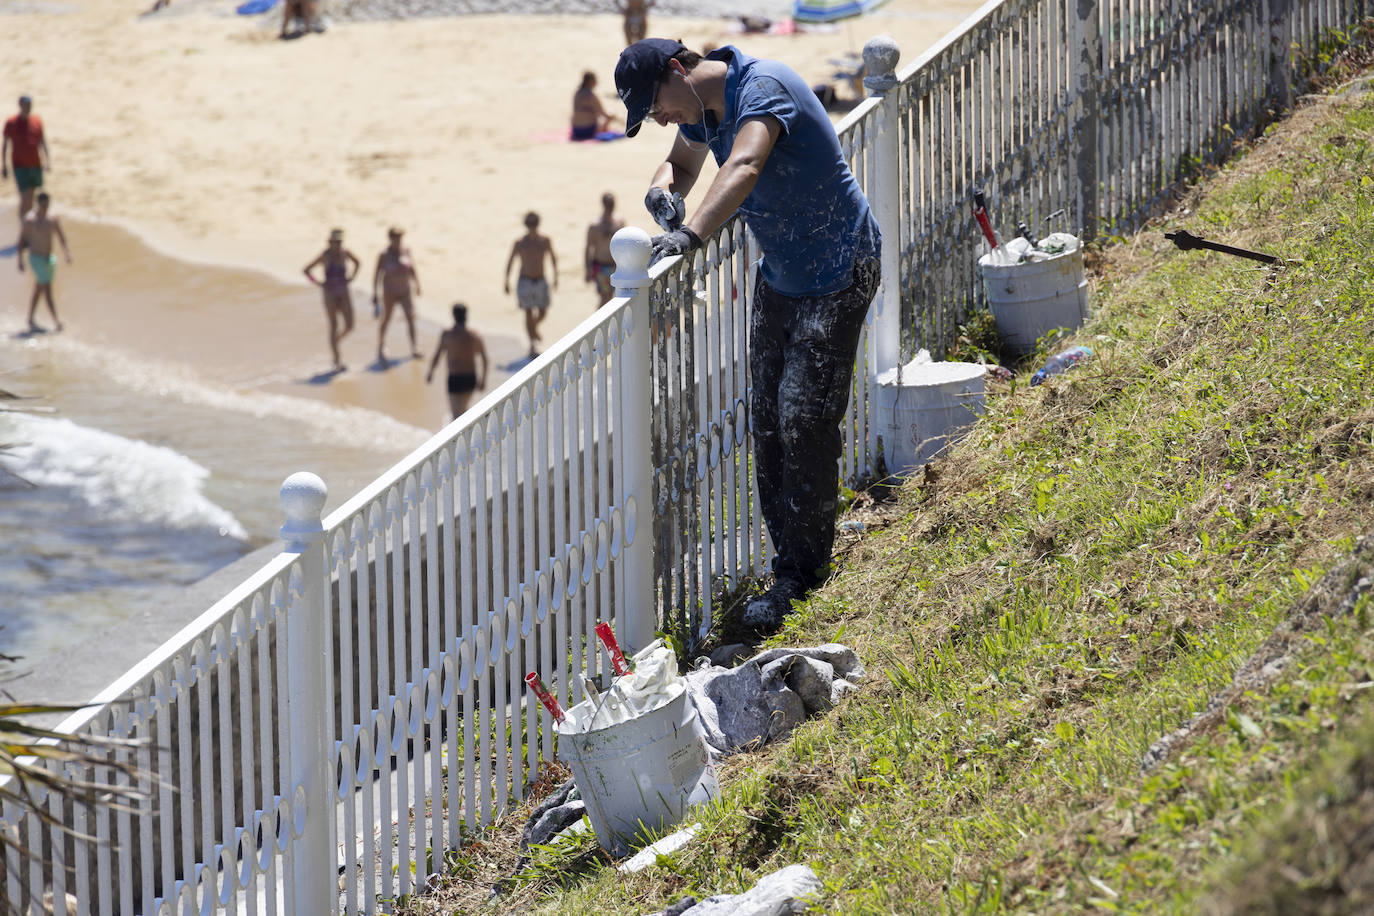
[571,72,620,141]
[585,192,624,307]
[616,38,881,632]
[616,0,653,46]
[2,96,49,224]
[17,191,72,332]
[371,226,422,362]
[426,303,488,420]
[504,211,558,358]
[303,228,360,370]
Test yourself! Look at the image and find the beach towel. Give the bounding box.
[236,0,279,15]
[532,128,626,144]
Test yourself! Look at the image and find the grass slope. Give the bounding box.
[405,65,1374,916]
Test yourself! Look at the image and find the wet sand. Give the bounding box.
[0,207,530,431]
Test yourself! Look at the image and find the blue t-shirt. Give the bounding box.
[679,47,880,297]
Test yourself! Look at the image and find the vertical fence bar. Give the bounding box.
[279,471,337,915]
[611,228,657,650]
[1076,0,1102,239]
[864,36,903,391]
[1270,0,1294,111]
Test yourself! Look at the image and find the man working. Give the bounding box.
[503,211,558,359]
[17,191,73,332]
[615,38,881,631]
[2,96,49,224]
[425,303,488,420]
[585,192,624,307]
[371,226,422,362]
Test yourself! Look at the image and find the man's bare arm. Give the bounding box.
[546,239,558,288]
[345,250,361,282]
[476,335,488,389]
[408,254,421,296]
[39,136,49,171]
[683,117,779,241]
[650,132,709,198]
[425,332,446,381]
[504,244,518,290]
[371,254,384,300]
[53,217,71,262]
[1,136,8,178]
[15,223,25,271]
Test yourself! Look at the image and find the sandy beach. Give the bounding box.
[1,0,977,406]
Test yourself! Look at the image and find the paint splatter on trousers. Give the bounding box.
[750,258,881,588]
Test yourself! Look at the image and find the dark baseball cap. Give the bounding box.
[615,38,687,137]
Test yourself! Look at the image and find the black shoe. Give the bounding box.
[742,577,807,631]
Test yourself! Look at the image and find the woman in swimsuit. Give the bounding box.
[371,226,422,362]
[303,228,360,370]
[616,0,652,45]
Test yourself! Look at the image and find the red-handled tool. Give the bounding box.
[524,672,566,724]
[971,186,1002,250]
[594,622,632,677]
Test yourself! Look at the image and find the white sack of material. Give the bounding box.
[650,864,824,916]
[683,644,864,756]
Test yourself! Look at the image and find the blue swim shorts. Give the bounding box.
[28,252,56,285]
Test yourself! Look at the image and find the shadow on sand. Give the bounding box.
[367,354,415,373]
[12,326,54,340]
[300,366,346,385]
[499,353,538,373]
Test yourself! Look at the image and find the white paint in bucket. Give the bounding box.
[979,238,1090,357]
[877,360,986,478]
[557,685,717,856]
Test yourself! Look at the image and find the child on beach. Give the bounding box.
[17,191,72,332]
[370,226,422,363]
[303,228,360,371]
[425,303,488,421]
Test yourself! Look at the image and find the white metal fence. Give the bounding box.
[4,0,1365,912]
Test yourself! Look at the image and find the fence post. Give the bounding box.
[610,228,656,652]
[1075,0,1101,242]
[1268,0,1293,114]
[279,471,337,916]
[863,35,902,376]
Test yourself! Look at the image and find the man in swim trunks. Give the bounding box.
[571,72,619,141]
[425,303,488,421]
[503,211,558,358]
[17,191,73,332]
[303,228,360,370]
[2,96,49,225]
[371,226,422,362]
[584,192,624,307]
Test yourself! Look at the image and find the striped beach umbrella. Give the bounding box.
[792,0,891,23]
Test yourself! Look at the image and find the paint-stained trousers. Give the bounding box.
[750,258,881,588]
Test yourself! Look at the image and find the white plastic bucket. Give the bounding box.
[876,361,986,477]
[979,244,1089,357]
[557,686,717,855]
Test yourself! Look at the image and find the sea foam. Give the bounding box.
[2,413,248,540]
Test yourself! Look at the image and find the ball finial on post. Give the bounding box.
[280,471,327,545]
[863,35,901,95]
[610,226,653,295]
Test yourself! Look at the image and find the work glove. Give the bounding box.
[645,187,686,232]
[649,227,703,266]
